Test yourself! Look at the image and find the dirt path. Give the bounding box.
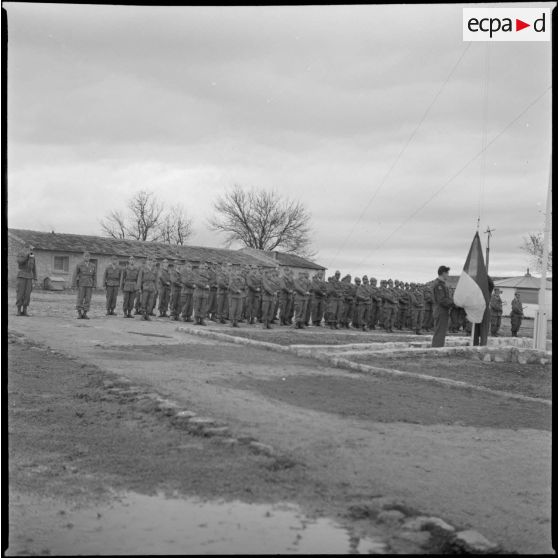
[7,304,553,554]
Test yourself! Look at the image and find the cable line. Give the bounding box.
[358,85,551,264]
[326,41,473,267]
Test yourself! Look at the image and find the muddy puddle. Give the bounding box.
[8,491,387,555]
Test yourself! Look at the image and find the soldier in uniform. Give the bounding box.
[261,267,280,329]
[148,261,160,316]
[136,256,158,321]
[245,265,262,325]
[361,276,372,329]
[228,266,245,327]
[410,283,424,335]
[510,292,524,337]
[354,277,370,331]
[382,279,397,332]
[121,256,140,318]
[339,274,355,328]
[157,259,171,317]
[292,270,311,329]
[216,263,230,323]
[278,267,294,325]
[180,263,196,322]
[103,255,122,315]
[193,263,211,326]
[368,277,381,329]
[169,261,183,320]
[396,281,410,330]
[72,251,97,319]
[310,272,327,326]
[489,288,503,336]
[15,243,37,316]
[431,266,453,347]
[422,284,434,331]
[207,262,219,321]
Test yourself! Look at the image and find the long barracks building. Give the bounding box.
[7,228,326,289]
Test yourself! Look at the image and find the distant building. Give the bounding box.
[494,270,552,319]
[7,228,326,289]
[238,247,326,277]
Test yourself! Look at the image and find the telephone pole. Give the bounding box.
[484,226,495,273]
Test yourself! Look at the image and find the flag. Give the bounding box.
[453,232,490,324]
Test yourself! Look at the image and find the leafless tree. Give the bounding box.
[100,210,128,240]
[521,232,552,272]
[100,191,193,245]
[209,186,314,257]
[158,204,193,246]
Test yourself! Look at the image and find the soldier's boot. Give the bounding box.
[22,307,29,317]
[82,312,90,320]
[220,318,226,324]
[77,309,83,319]
[199,319,207,326]
[232,320,239,328]
[16,306,22,316]
[266,321,272,329]
[415,329,422,335]
[106,309,111,315]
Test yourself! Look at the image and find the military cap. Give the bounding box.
[362,275,368,280]
[405,282,409,287]
[354,277,361,282]
[438,265,450,275]
[370,277,377,282]
[410,282,416,288]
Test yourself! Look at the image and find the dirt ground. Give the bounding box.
[6,289,554,555]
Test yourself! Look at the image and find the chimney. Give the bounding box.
[525,268,531,277]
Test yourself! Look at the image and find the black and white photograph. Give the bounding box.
[4,1,553,555]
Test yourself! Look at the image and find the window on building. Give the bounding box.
[516,288,538,304]
[53,255,69,272]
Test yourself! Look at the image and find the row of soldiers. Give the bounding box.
[77,253,452,333]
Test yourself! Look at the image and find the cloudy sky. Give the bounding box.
[6,2,553,281]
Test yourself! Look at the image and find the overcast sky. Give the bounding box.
[6,2,553,281]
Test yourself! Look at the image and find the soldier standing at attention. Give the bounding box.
[193,263,211,326]
[292,271,311,329]
[431,266,453,347]
[148,261,160,316]
[72,251,96,319]
[215,263,230,324]
[382,280,396,333]
[261,267,279,329]
[15,243,37,316]
[228,266,245,327]
[121,256,140,318]
[136,256,157,321]
[422,284,434,331]
[207,262,219,321]
[245,265,261,325]
[278,267,293,326]
[410,283,424,335]
[157,259,171,317]
[361,276,372,329]
[510,292,524,337]
[396,281,409,330]
[180,263,196,322]
[169,261,183,321]
[103,255,122,316]
[489,288,503,336]
[354,277,370,331]
[310,272,327,326]
[368,277,381,330]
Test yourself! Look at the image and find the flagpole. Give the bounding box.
[533,154,552,351]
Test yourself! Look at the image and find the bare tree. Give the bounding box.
[521,232,552,273]
[128,190,164,242]
[100,210,128,240]
[100,191,193,245]
[209,186,314,257]
[158,204,193,246]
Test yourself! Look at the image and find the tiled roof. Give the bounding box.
[238,247,325,270]
[495,275,552,290]
[8,229,275,267]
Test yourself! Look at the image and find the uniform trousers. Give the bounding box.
[181,291,194,320]
[16,278,33,308]
[122,290,137,313]
[158,286,171,314]
[105,286,119,311]
[76,287,93,312]
[431,306,449,347]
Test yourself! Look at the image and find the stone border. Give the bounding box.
[176,326,551,407]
